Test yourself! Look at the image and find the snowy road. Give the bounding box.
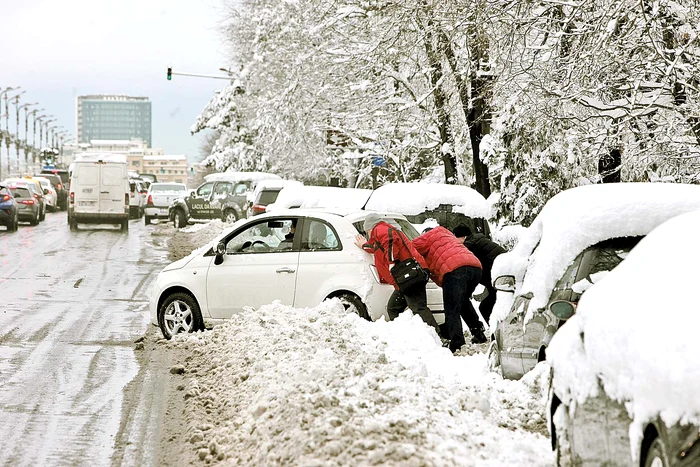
[0,213,169,466]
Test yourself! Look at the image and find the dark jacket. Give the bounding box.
[362,221,429,290]
[412,226,481,287]
[464,233,505,270]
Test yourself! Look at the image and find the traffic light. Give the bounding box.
[167,67,172,80]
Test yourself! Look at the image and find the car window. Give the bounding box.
[0,187,9,196]
[153,184,186,192]
[301,219,340,251]
[196,182,214,197]
[233,183,249,195]
[214,182,233,197]
[225,218,297,254]
[10,188,30,199]
[258,189,281,205]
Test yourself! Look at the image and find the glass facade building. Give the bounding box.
[77,95,152,146]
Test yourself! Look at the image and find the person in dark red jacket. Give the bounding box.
[354,212,439,333]
[412,226,486,352]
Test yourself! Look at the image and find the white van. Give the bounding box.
[68,154,130,231]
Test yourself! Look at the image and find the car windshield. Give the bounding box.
[10,188,30,199]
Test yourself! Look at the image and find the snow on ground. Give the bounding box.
[168,301,554,466]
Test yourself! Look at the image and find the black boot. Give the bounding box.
[470,326,488,344]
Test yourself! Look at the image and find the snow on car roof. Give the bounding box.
[251,179,304,199]
[363,182,491,218]
[548,209,700,448]
[203,171,281,182]
[491,183,700,323]
[266,186,372,212]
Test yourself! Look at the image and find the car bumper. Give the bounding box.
[145,206,170,218]
[71,212,128,223]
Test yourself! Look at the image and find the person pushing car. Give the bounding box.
[354,213,440,333]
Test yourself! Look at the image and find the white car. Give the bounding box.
[150,209,445,339]
[144,182,187,225]
[128,179,146,219]
[34,177,57,212]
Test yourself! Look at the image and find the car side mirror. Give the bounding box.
[43,189,49,195]
[214,241,226,265]
[190,190,196,197]
[493,275,516,293]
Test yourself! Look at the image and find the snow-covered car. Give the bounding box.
[546,209,700,467]
[363,182,492,235]
[488,182,700,380]
[144,182,187,225]
[150,209,445,339]
[266,185,372,213]
[248,179,303,216]
[34,177,57,212]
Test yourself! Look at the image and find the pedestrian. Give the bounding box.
[452,224,506,325]
[354,213,440,333]
[412,226,486,352]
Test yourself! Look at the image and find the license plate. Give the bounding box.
[159,209,168,214]
[78,201,96,206]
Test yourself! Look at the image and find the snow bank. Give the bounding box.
[364,183,492,218]
[491,183,700,326]
[548,209,700,455]
[204,171,281,183]
[168,301,553,465]
[266,186,372,212]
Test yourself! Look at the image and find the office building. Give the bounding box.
[76,95,152,146]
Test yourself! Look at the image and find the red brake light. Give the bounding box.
[1,195,10,202]
[21,199,35,205]
[252,204,266,214]
[70,192,75,204]
[147,194,153,205]
[34,193,40,199]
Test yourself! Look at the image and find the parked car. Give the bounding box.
[488,182,700,380]
[150,209,445,339]
[34,177,57,212]
[265,185,372,212]
[4,178,46,221]
[36,172,68,210]
[248,179,303,216]
[0,184,19,231]
[169,171,281,228]
[68,154,129,231]
[546,209,700,467]
[363,182,492,235]
[128,179,146,219]
[7,185,40,226]
[144,182,188,225]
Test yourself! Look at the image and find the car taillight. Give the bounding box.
[1,195,10,202]
[34,193,40,199]
[70,192,75,205]
[252,204,266,214]
[20,199,35,205]
[147,194,153,205]
[140,190,147,195]
[125,193,129,205]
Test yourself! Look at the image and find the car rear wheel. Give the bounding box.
[69,218,78,231]
[486,340,503,376]
[336,293,371,321]
[30,211,39,226]
[40,206,46,221]
[173,210,186,229]
[8,214,18,232]
[121,219,129,232]
[223,209,237,224]
[158,292,204,339]
[144,215,151,225]
[644,437,669,467]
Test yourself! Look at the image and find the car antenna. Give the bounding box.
[360,189,374,210]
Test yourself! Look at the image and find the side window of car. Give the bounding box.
[225,218,296,254]
[214,182,233,198]
[233,183,248,195]
[196,182,214,198]
[301,220,340,251]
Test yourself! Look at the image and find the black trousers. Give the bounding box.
[443,265,482,351]
[386,282,439,333]
[478,268,497,324]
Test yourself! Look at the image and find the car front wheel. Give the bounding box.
[173,210,186,229]
[223,209,237,224]
[158,292,204,339]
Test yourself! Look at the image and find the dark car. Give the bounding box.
[6,179,46,222]
[36,172,68,211]
[0,184,19,231]
[8,186,40,226]
[169,178,252,227]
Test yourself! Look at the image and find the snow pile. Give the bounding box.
[203,172,281,183]
[491,183,700,327]
[266,186,372,212]
[364,183,492,219]
[548,209,700,453]
[169,301,554,466]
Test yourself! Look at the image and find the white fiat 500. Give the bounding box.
[150,209,445,339]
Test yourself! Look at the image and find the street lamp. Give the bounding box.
[41,118,56,149]
[2,88,23,177]
[20,103,38,172]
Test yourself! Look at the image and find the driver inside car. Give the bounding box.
[278,220,296,250]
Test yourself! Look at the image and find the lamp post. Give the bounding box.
[0,87,20,180]
[20,103,38,173]
[41,118,56,150]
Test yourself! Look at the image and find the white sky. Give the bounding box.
[1,0,231,162]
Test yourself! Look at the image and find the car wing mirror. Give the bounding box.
[214,241,226,265]
[493,275,516,293]
[43,189,49,195]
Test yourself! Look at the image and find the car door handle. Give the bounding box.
[276,267,296,274]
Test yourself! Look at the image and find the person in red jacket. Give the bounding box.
[412,226,486,352]
[354,212,440,333]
